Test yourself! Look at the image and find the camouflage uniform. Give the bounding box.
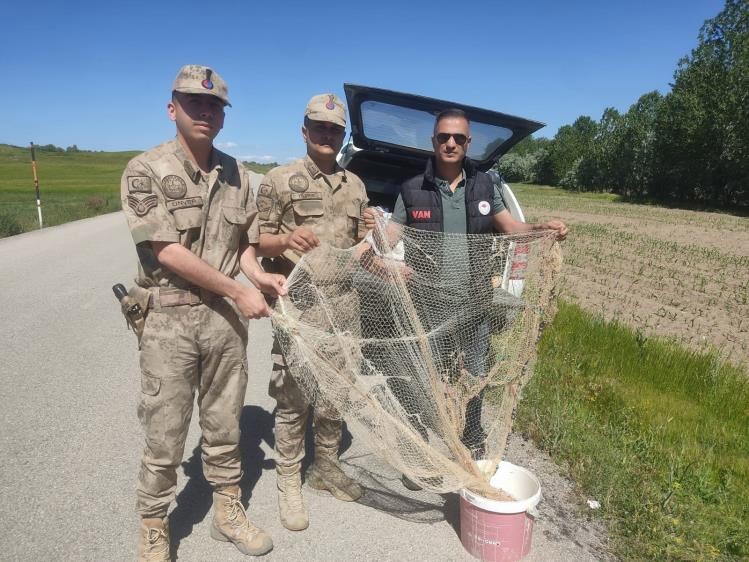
[121,138,258,518]
[258,154,368,468]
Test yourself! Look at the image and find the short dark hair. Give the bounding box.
[434,108,470,129]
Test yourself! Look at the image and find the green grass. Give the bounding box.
[517,301,749,561]
[242,161,277,174]
[0,144,137,236]
[0,145,282,237]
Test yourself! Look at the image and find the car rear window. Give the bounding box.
[360,100,513,161]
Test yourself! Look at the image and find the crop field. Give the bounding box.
[514,184,749,369]
[513,183,748,560]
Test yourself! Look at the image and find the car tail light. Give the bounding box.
[509,243,529,280]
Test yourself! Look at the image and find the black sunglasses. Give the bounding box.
[434,133,469,146]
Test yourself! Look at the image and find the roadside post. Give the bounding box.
[30,142,43,229]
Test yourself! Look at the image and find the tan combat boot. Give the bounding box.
[306,450,363,502]
[276,464,309,531]
[137,517,170,562]
[210,486,273,556]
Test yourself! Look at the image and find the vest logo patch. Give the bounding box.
[410,209,431,220]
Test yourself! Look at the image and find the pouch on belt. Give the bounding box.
[113,284,151,347]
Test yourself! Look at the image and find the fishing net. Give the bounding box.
[271,219,562,497]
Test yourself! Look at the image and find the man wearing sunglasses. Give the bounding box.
[393,108,567,239]
[364,108,567,489]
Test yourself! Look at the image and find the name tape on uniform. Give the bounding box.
[290,192,322,201]
[166,196,203,211]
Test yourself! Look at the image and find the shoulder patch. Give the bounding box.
[289,173,309,193]
[256,183,276,219]
[162,175,187,199]
[128,176,152,194]
[127,194,158,217]
[256,196,273,214]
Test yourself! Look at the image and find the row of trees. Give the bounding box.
[498,0,748,208]
[33,144,85,153]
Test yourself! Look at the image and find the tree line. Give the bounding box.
[27,144,90,153]
[497,0,748,208]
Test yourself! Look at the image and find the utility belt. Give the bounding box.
[149,286,212,309]
[113,284,214,347]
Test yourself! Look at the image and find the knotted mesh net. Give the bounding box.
[272,221,562,498]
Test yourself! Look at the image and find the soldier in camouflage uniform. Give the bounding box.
[121,65,283,561]
[256,94,368,531]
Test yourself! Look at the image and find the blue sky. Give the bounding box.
[1,0,724,163]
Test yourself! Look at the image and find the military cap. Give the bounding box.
[305,93,346,127]
[172,64,231,107]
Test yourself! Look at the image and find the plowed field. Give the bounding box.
[516,185,749,368]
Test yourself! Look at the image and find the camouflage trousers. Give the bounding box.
[269,334,341,468]
[136,297,249,518]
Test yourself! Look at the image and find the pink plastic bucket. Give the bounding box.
[459,461,541,562]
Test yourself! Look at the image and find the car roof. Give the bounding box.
[343,84,544,173]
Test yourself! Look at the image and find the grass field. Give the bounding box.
[242,161,276,175]
[0,144,276,237]
[518,301,749,560]
[0,144,137,236]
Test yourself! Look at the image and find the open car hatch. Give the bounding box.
[339,84,544,206]
[342,84,544,173]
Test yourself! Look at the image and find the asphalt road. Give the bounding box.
[0,212,612,561]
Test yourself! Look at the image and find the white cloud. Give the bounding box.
[216,141,238,149]
[239,154,276,163]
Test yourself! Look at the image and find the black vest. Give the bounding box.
[400,158,496,233]
[400,159,496,320]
